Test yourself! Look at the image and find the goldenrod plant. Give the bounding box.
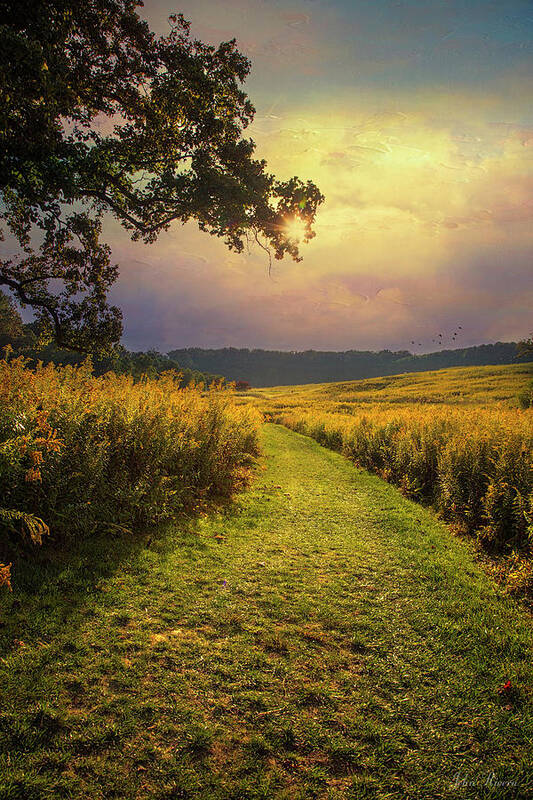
[242,363,533,592]
[0,352,261,575]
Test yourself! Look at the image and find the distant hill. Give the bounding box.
[167,342,529,387]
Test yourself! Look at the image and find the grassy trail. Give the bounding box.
[1,424,532,799]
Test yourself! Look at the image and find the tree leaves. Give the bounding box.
[0,1,323,353]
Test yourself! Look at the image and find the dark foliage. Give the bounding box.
[0,1,323,352]
[0,291,220,386]
[168,343,532,387]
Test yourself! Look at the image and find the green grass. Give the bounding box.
[1,424,532,799]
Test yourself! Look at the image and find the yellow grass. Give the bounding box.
[240,362,533,414]
[0,354,261,555]
[239,363,533,592]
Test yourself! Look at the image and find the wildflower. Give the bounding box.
[25,467,42,483]
[0,563,12,592]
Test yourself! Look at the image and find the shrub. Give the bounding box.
[0,355,261,569]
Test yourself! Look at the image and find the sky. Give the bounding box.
[108,0,533,353]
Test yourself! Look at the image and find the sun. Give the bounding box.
[284,215,307,242]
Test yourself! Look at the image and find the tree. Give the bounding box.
[0,1,324,353]
[0,290,23,347]
[518,337,533,358]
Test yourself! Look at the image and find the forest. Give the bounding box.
[168,342,528,387]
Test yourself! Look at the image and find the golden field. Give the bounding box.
[0,354,261,587]
[242,362,533,413]
[240,362,533,593]
[2,356,532,595]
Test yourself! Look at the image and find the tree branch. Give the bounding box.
[0,275,90,352]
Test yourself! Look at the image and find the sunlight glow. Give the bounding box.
[284,215,307,242]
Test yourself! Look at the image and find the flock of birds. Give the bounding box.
[410,326,463,349]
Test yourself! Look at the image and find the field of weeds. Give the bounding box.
[0,354,261,587]
[240,362,533,596]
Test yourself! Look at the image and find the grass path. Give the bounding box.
[1,424,532,799]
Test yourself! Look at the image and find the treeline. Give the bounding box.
[4,290,528,389]
[0,292,222,386]
[34,341,223,387]
[168,343,529,387]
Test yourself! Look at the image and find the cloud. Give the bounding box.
[102,0,533,352]
[279,12,311,28]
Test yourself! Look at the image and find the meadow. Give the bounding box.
[1,359,533,798]
[2,425,533,800]
[2,3,532,795]
[240,363,533,597]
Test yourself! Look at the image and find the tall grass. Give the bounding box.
[240,364,533,593]
[237,363,533,412]
[0,354,261,580]
[277,404,533,557]
[241,363,533,568]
